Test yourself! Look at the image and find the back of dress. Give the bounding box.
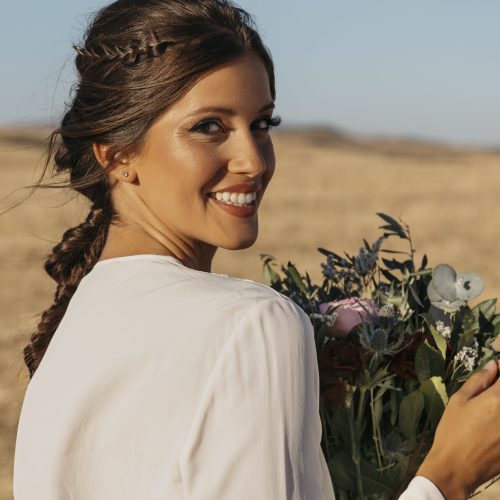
[13,254,335,500]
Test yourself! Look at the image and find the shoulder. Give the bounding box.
[121,256,306,315]
[78,256,313,338]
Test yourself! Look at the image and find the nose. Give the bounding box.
[227,130,270,177]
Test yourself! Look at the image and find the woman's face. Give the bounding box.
[110,51,277,267]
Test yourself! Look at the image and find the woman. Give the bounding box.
[12,1,500,498]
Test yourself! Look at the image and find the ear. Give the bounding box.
[92,143,136,183]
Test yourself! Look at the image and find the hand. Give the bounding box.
[416,359,500,499]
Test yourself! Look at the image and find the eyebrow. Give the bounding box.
[185,102,275,119]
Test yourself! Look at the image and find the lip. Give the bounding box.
[208,196,257,218]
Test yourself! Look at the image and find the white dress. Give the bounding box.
[13,254,444,499]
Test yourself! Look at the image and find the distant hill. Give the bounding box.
[274,125,499,161]
[0,126,52,149]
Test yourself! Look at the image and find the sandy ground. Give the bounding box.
[1,127,500,499]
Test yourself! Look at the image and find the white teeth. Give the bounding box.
[210,191,258,206]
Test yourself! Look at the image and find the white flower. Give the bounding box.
[310,312,337,327]
[454,338,479,372]
[435,321,452,340]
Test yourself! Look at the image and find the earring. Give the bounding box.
[122,171,129,177]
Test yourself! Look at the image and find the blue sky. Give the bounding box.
[1,0,499,146]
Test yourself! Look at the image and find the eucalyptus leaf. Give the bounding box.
[431,264,458,301]
[455,272,484,301]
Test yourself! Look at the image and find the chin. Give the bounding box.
[221,233,258,250]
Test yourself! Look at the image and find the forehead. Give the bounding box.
[168,52,272,117]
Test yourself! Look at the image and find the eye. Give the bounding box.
[191,119,226,134]
[252,115,282,132]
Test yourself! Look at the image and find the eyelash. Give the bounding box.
[192,115,282,135]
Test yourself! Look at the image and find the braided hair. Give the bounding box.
[23,0,276,378]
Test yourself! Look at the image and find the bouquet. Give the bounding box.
[260,213,500,499]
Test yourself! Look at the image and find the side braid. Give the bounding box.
[23,198,113,378]
[74,35,174,65]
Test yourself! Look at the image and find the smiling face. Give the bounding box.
[103,51,278,270]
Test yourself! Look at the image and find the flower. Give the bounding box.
[357,315,406,362]
[427,263,484,312]
[319,297,379,337]
[435,320,452,340]
[454,338,479,372]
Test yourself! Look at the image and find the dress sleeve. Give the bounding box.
[398,476,445,499]
[178,296,335,500]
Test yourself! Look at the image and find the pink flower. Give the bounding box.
[319,298,379,337]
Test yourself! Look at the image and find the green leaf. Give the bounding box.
[381,249,408,255]
[429,326,447,359]
[329,451,396,495]
[399,390,424,448]
[377,213,408,239]
[317,247,334,258]
[286,262,307,295]
[420,254,429,271]
[390,389,399,426]
[260,253,280,286]
[461,308,479,336]
[262,263,280,286]
[474,299,497,323]
[492,314,500,335]
[457,329,476,353]
[420,376,448,428]
[409,283,424,308]
[415,340,445,383]
[381,268,401,284]
[382,258,406,271]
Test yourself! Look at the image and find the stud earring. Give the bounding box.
[122,171,129,177]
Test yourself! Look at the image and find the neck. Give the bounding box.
[98,222,217,273]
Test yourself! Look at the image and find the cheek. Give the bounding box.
[262,140,276,189]
[144,139,223,195]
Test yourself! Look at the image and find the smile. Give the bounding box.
[208,191,257,206]
[208,194,257,218]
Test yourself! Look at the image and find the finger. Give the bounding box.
[459,359,498,400]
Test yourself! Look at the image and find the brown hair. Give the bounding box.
[22,0,276,378]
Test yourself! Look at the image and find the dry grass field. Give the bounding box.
[1,126,500,499]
